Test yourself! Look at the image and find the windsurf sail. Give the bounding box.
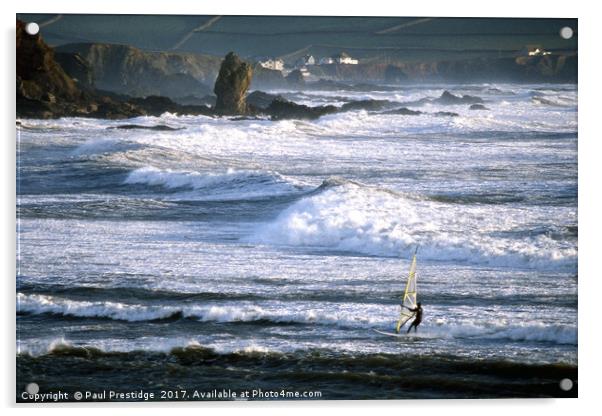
[395,247,418,333]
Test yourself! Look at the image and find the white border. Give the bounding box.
[3,1,600,415]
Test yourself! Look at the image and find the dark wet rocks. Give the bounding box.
[435,90,484,105]
[339,99,397,112]
[127,96,213,117]
[265,98,338,121]
[107,124,184,131]
[379,107,457,117]
[246,91,285,110]
[433,111,460,117]
[381,107,423,116]
[469,103,489,110]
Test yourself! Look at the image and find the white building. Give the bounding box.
[530,48,551,56]
[295,55,316,68]
[332,52,359,65]
[258,58,284,71]
[523,45,552,57]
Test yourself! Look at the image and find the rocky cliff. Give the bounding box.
[55,43,221,99]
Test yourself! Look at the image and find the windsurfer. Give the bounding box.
[403,302,423,333]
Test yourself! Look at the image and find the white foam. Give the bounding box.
[413,321,577,345]
[250,182,577,270]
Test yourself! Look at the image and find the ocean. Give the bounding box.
[16,83,578,400]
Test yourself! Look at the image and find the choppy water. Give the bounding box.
[16,83,578,400]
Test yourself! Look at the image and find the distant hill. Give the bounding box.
[309,55,577,83]
[17,14,577,65]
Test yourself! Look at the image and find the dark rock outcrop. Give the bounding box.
[265,98,337,121]
[434,111,460,117]
[435,90,484,105]
[382,107,423,116]
[127,96,213,117]
[340,99,397,112]
[469,104,489,110]
[213,52,253,115]
[247,91,284,110]
[108,124,184,131]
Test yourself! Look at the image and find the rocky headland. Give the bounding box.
[17,19,494,121]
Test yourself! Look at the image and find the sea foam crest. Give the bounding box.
[16,293,377,327]
[250,181,577,269]
[421,321,577,345]
[123,166,304,199]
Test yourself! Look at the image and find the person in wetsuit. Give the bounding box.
[404,302,423,333]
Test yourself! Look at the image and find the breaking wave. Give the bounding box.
[123,166,306,200]
[16,293,377,327]
[250,181,577,269]
[17,293,576,346]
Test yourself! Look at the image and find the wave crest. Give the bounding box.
[250,182,577,269]
[123,166,306,200]
[16,293,375,327]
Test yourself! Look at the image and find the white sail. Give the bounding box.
[395,248,418,333]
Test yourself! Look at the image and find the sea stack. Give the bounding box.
[213,52,253,115]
